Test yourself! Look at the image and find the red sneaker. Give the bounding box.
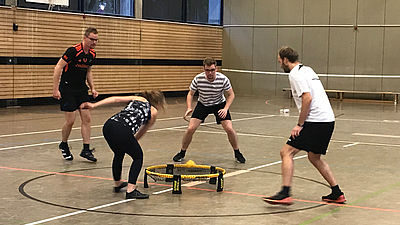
[262,193,293,205]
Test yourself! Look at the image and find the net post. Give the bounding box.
[165,164,174,182]
[217,171,224,192]
[144,169,149,188]
[172,174,182,194]
[209,166,217,184]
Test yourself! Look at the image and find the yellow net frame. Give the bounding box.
[144,160,226,194]
[145,160,226,180]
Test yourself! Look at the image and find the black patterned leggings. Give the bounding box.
[102,119,143,184]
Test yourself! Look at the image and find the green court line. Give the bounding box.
[299,181,400,225]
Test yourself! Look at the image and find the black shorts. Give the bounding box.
[191,101,232,124]
[286,121,335,155]
[60,91,90,112]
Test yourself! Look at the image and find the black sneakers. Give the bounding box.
[126,189,149,199]
[173,151,185,162]
[80,149,97,162]
[262,192,293,205]
[173,150,246,163]
[322,192,346,203]
[235,151,246,163]
[59,142,73,161]
[114,182,128,193]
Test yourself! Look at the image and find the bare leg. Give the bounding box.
[79,109,91,144]
[127,183,137,193]
[280,144,300,186]
[220,120,239,150]
[308,152,337,186]
[62,111,76,142]
[181,118,202,150]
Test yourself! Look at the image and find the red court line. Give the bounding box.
[293,198,400,213]
[186,187,400,213]
[2,166,400,213]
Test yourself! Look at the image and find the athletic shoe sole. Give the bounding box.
[235,158,245,163]
[262,197,293,205]
[322,194,346,204]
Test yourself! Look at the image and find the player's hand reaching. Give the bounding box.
[80,102,95,110]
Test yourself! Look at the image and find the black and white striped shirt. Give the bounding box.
[190,72,232,106]
[110,100,151,134]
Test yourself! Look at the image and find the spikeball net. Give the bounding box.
[144,160,226,194]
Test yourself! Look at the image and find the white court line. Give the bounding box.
[334,139,400,148]
[0,136,104,151]
[152,155,307,195]
[343,142,359,148]
[353,133,400,138]
[1,112,397,139]
[27,154,307,223]
[25,199,134,225]
[0,116,183,138]
[171,129,284,139]
[153,188,173,195]
[0,114,275,152]
[173,129,400,149]
[4,122,400,152]
[339,118,400,123]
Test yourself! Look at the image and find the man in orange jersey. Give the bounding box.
[52,27,99,162]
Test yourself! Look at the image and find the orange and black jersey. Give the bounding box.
[59,43,96,92]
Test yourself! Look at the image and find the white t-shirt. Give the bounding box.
[289,64,335,122]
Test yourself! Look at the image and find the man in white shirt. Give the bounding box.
[263,46,346,205]
[172,57,245,163]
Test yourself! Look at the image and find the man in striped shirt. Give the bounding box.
[172,58,246,163]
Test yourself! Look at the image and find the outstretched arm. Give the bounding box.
[80,96,146,109]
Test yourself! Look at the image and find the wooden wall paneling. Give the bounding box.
[13,65,53,98]
[83,16,141,59]
[0,8,14,100]
[0,65,14,99]
[92,65,141,94]
[0,8,14,56]
[138,66,202,91]
[140,21,223,59]
[14,10,83,57]
[0,8,223,100]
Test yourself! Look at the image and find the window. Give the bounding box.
[143,0,183,22]
[187,0,222,25]
[17,0,80,12]
[84,0,134,17]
